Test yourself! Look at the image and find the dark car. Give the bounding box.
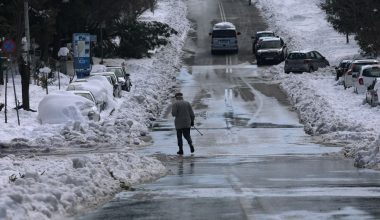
[335,60,352,80]
[251,31,275,54]
[284,50,330,74]
[106,66,132,92]
[255,37,287,65]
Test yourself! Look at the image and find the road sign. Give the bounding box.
[1,39,16,54]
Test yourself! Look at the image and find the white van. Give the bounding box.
[209,22,240,54]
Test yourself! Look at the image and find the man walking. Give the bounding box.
[172,92,195,155]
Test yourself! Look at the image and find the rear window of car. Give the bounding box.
[257,32,275,38]
[287,53,306,60]
[353,62,378,72]
[212,30,236,38]
[259,40,281,49]
[363,67,380,77]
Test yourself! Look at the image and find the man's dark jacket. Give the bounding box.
[172,99,195,129]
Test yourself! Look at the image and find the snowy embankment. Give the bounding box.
[254,0,380,169]
[0,0,190,219]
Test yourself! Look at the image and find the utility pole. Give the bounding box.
[24,0,32,74]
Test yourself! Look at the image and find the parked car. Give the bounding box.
[38,91,100,124]
[66,76,113,110]
[365,78,380,107]
[89,71,122,98]
[66,90,102,111]
[284,50,330,74]
[251,31,275,54]
[342,59,379,89]
[353,65,380,94]
[255,37,287,65]
[106,66,132,92]
[209,22,241,54]
[335,60,352,80]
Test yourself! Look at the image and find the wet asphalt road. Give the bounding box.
[77,0,380,219]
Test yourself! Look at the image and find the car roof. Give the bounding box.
[361,64,380,70]
[260,37,281,42]
[289,50,314,54]
[352,59,379,63]
[213,22,236,30]
[256,31,274,34]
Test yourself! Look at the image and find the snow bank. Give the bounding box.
[0,153,165,219]
[254,0,360,65]
[0,0,190,219]
[254,0,380,169]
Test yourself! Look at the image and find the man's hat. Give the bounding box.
[174,92,183,98]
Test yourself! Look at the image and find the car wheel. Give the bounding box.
[285,71,290,74]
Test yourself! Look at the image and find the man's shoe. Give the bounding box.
[190,145,195,153]
[177,150,183,155]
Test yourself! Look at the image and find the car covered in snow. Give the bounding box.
[66,90,102,111]
[365,78,380,107]
[284,50,329,74]
[89,71,122,98]
[106,66,132,92]
[353,64,380,94]
[255,36,287,65]
[66,76,113,110]
[38,91,100,124]
[342,59,379,89]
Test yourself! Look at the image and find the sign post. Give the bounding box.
[72,33,91,78]
[1,38,20,125]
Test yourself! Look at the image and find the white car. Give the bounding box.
[66,76,113,110]
[343,59,379,89]
[66,90,103,111]
[354,65,380,94]
[38,91,100,124]
[365,78,380,107]
[89,72,122,97]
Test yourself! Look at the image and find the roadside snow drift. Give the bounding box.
[0,0,190,219]
[254,0,380,169]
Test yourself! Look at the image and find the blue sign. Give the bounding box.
[73,33,91,78]
[2,39,16,54]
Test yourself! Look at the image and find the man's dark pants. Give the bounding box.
[176,128,193,151]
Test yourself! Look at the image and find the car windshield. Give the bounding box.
[257,33,274,38]
[75,93,95,102]
[259,40,281,49]
[288,53,306,60]
[363,67,380,77]
[353,62,378,72]
[107,67,124,77]
[212,30,236,38]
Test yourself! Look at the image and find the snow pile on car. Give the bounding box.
[37,91,96,124]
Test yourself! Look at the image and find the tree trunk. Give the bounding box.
[18,55,30,110]
[346,33,349,44]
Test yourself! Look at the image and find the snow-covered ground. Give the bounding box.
[254,0,380,169]
[0,0,189,219]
